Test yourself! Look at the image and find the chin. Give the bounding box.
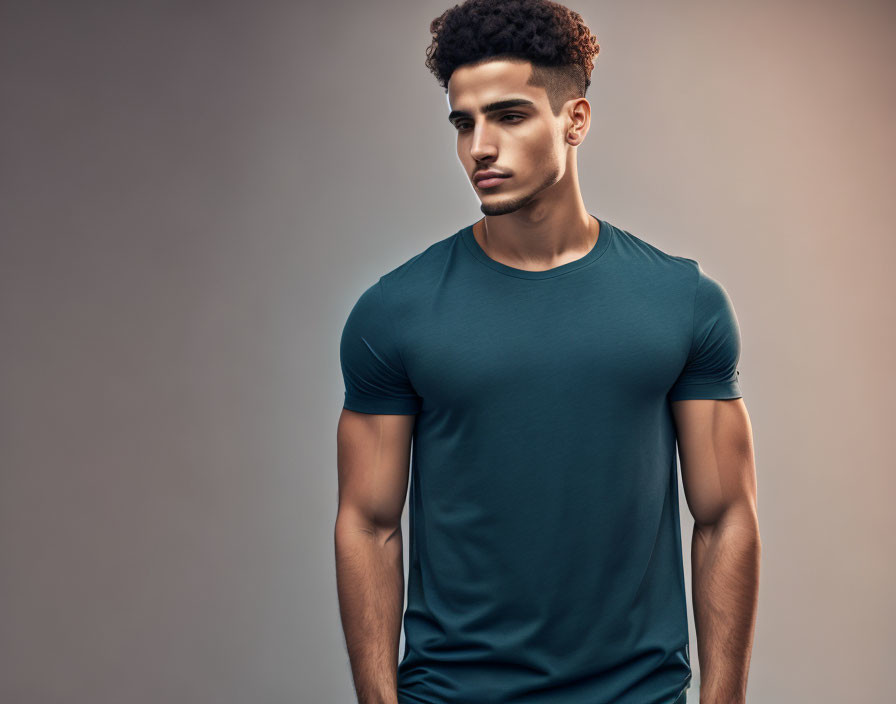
[480,192,535,217]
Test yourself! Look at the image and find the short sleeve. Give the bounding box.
[667,265,743,401]
[339,279,422,414]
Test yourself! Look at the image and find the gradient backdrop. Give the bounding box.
[1,1,893,702]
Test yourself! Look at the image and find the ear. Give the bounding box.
[566,97,591,146]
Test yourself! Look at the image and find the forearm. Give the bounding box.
[334,519,405,704]
[691,506,761,704]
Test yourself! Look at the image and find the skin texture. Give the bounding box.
[335,411,415,704]
[671,398,761,704]
[335,56,761,704]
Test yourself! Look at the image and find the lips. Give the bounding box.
[474,171,511,189]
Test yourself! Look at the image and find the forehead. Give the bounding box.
[447,59,546,110]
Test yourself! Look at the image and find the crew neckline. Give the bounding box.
[460,214,613,280]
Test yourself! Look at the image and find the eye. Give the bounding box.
[454,114,525,131]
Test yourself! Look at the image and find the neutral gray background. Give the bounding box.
[1,1,893,702]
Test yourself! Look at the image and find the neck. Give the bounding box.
[474,189,597,272]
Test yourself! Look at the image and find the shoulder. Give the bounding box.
[378,230,458,288]
[343,228,458,318]
[610,223,693,266]
[370,228,464,315]
[607,221,702,288]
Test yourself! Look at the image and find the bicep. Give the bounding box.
[671,397,757,527]
[335,408,416,535]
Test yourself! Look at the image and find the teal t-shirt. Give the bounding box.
[339,216,742,704]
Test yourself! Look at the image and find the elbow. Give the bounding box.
[695,500,761,544]
[334,511,401,548]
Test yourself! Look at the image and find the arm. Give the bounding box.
[334,408,416,704]
[671,397,761,704]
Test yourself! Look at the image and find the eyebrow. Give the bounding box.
[447,98,536,125]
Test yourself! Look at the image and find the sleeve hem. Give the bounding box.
[668,380,742,402]
[343,393,421,415]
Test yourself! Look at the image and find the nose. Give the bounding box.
[469,122,498,163]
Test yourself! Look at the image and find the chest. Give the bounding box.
[402,279,691,413]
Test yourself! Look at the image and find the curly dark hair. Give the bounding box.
[425,0,600,115]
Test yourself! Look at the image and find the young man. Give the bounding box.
[335,1,760,703]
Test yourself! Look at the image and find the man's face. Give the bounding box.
[447,59,572,216]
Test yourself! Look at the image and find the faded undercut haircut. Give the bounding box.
[425,0,600,115]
